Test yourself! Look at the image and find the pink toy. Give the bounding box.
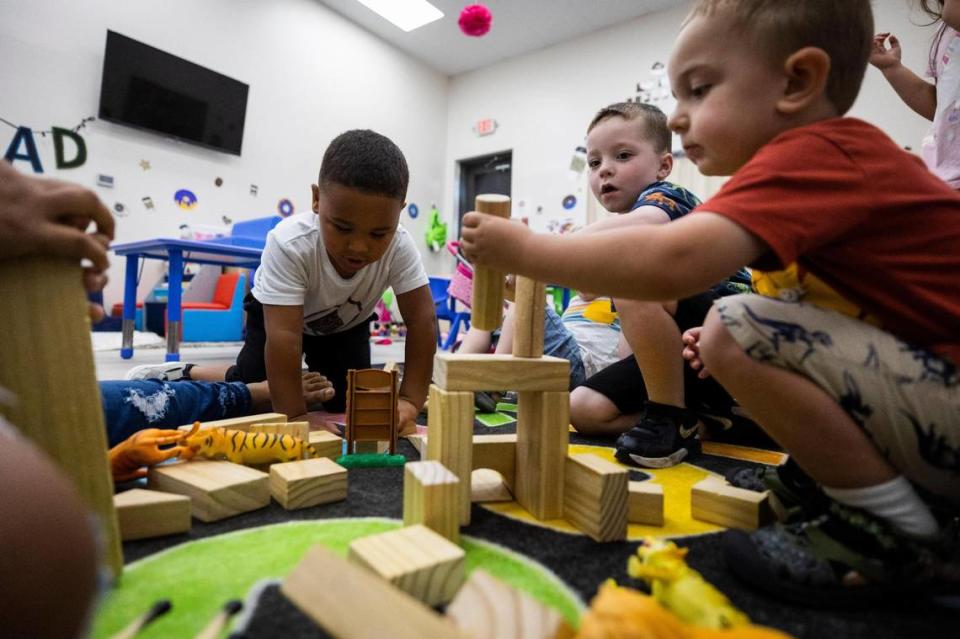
[458,4,492,37]
[446,241,474,308]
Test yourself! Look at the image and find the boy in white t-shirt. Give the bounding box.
[132,130,436,431]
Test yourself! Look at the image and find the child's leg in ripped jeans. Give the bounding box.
[698,294,959,539]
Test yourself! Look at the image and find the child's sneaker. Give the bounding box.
[614,401,701,468]
[123,362,194,381]
[726,458,829,522]
[722,500,959,607]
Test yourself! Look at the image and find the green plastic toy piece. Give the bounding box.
[336,453,407,468]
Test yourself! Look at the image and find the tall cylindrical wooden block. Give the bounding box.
[512,276,545,358]
[469,194,511,330]
[0,257,123,577]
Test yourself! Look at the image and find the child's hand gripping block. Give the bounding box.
[469,194,511,330]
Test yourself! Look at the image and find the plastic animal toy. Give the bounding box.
[179,422,317,465]
[109,428,186,482]
[557,582,792,639]
[627,538,751,630]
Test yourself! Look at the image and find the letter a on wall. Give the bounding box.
[4,127,43,173]
[53,127,87,169]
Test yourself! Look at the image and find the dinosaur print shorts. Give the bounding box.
[715,294,960,505]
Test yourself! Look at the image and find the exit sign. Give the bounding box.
[474,118,498,136]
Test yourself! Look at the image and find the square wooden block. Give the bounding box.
[270,458,347,510]
[114,488,191,541]
[308,430,344,459]
[563,453,628,542]
[148,460,269,522]
[348,524,465,606]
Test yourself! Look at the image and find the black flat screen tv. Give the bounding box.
[98,31,249,156]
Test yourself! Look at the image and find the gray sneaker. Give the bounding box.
[124,362,193,381]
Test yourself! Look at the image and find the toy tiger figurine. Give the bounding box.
[179,422,319,466]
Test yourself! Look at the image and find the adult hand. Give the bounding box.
[0,161,115,269]
[460,212,533,272]
[681,326,711,379]
[869,33,902,70]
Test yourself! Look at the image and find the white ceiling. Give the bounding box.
[316,0,681,76]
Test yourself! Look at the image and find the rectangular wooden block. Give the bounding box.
[691,476,773,530]
[404,461,460,543]
[114,488,191,541]
[564,453,628,542]
[447,569,561,639]
[434,354,570,392]
[515,391,569,520]
[472,434,517,490]
[270,458,347,510]
[426,384,474,525]
[147,460,269,522]
[308,430,343,459]
[177,412,287,432]
[251,420,309,443]
[628,481,664,526]
[282,545,464,639]
[348,524,466,606]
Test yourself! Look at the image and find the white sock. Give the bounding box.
[824,476,939,541]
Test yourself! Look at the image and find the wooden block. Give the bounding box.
[470,194,512,330]
[348,524,465,606]
[426,384,474,525]
[114,488,191,541]
[282,544,465,639]
[148,460,269,522]
[515,391,569,520]
[691,476,773,530]
[471,469,513,503]
[0,257,123,575]
[434,353,570,392]
[177,412,287,432]
[447,569,561,639]
[270,458,347,510]
[472,434,516,490]
[252,420,309,443]
[308,430,343,459]
[512,277,546,358]
[564,453,628,542]
[628,481,664,526]
[404,461,460,543]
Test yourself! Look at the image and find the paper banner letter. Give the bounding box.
[53,127,87,169]
[4,127,43,173]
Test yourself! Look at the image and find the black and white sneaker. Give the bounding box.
[614,401,701,468]
[123,362,193,381]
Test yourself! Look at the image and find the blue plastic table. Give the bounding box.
[111,237,265,361]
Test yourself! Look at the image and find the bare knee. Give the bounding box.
[614,298,673,323]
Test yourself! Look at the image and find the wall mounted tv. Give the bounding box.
[98,31,249,156]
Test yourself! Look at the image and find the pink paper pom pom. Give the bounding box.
[458,4,492,37]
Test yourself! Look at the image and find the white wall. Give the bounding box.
[0,0,450,307]
[444,0,935,234]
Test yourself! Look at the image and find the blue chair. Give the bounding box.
[429,276,471,351]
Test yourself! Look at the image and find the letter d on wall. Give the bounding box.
[53,127,87,169]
